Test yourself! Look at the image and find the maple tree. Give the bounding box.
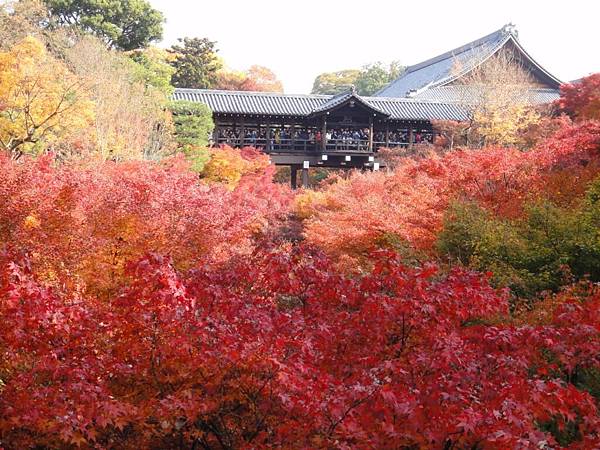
[300,114,600,265]
[0,4,176,161]
[1,246,599,448]
[240,65,284,92]
[558,73,600,121]
[1,4,600,442]
[214,67,247,90]
[0,0,66,51]
[65,35,175,161]
[299,145,531,262]
[453,49,542,147]
[0,36,95,159]
[0,104,599,450]
[200,145,272,189]
[215,65,284,92]
[432,119,469,149]
[0,152,291,297]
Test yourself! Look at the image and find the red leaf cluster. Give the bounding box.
[1,247,598,448]
[302,118,600,260]
[0,153,291,297]
[558,73,600,121]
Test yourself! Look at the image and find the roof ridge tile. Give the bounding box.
[404,25,509,74]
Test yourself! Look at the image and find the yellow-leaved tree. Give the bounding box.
[66,36,175,161]
[201,146,271,189]
[453,49,543,147]
[472,103,541,147]
[0,36,94,159]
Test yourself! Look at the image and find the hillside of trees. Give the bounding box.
[1,0,600,448]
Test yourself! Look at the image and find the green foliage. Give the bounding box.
[311,61,404,95]
[128,47,175,96]
[43,0,164,50]
[437,202,543,297]
[169,100,214,171]
[438,187,600,298]
[355,61,404,95]
[538,417,583,447]
[436,201,491,264]
[169,37,222,89]
[573,367,600,404]
[185,147,211,173]
[375,232,427,266]
[311,69,361,95]
[169,100,214,147]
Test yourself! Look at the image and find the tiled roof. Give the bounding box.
[376,24,562,98]
[174,89,326,116]
[366,97,470,121]
[172,88,470,122]
[413,85,560,105]
[309,87,389,117]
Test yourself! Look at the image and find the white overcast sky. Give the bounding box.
[149,0,599,94]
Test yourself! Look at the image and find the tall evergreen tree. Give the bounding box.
[169,37,222,89]
[43,0,164,50]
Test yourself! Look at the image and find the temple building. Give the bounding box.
[376,24,561,102]
[172,24,562,187]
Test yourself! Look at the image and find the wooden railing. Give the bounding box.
[374,141,410,148]
[216,138,314,152]
[271,139,316,152]
[325,139,370,153]
[215,137,413,152]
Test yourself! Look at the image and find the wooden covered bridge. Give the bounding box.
[172,24,561,188]
[172,87,468,186]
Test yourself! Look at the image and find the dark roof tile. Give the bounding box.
[376,24,562,98]
[413,85,560,104]
[376,27,509,97]
[172,88,470,122]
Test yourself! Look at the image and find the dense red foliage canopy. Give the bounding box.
[559,73,600,121]
[1,247,599,448]
[302,118,600,261]
[0,153,291,297]
[2,75,600,450]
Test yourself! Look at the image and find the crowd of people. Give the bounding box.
[372,131,434,144]
[216,128,269,146]
[214,126,434,150]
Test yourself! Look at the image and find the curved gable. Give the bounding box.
[376,24,561,98]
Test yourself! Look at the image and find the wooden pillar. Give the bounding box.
[230,119,236,146]
[368,116,374,152]
[321,116,327,151]
[290,124,296,150]
[238,119,245,148]
[301,168,309,188]
[266,124,272,151]
[408,126,414,148]
[385,123,390,147]
[212,125,219,147]
[290,165,298,189]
